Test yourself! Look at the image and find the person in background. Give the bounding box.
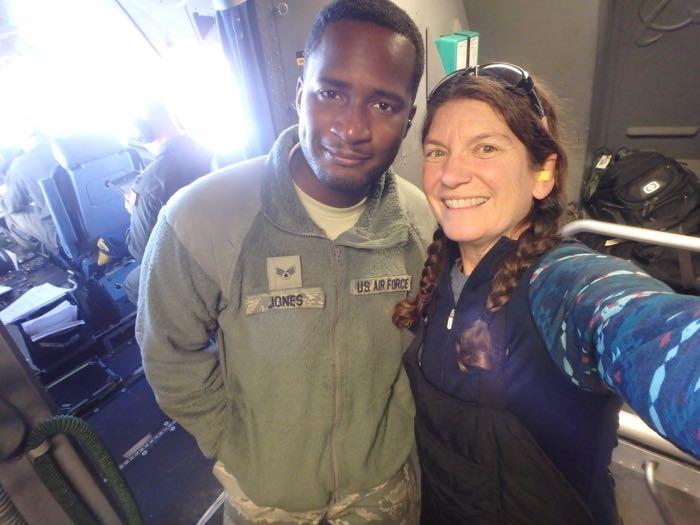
[1,134,59,254]
[0,147,22,183]
[123,100,212,304]
[393,63,699,525]
[136,1,433,523]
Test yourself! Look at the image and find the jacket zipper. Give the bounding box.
[330,243,342,502]
[447,308,455,329]
[440,308,456,384]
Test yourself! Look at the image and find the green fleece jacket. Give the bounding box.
[136,126,434,511]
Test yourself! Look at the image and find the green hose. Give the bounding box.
[0,483,27,525]
[26,439,97,525]
[25,415,143,525]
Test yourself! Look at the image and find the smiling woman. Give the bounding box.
[393,64,700,525]
[422,97,556,273]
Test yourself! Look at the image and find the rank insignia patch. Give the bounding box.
[266,255,302,290]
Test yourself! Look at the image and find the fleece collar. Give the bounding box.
[444,236,518,296]
[261,125,411,249]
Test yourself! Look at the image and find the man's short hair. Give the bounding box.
[135,100,177,143]
[304,0,424,98]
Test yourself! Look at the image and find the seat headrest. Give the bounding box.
[51,134,127,170]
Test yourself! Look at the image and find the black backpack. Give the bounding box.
[582,148,700,294]
[584,148,700,232]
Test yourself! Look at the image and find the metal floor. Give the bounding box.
[614,461,700,525]
[79,342,223,525]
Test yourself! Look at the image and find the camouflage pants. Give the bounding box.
[214,461,419,525]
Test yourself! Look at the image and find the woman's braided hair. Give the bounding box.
[393,74,568,371]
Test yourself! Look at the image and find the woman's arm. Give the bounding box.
[529,242,699,457]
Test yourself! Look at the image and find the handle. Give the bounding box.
[643,461,678,525]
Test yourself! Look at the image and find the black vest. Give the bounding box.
[405,239,622,524]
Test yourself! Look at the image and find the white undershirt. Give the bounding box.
[293,180,367,240]
[289,143,367,240]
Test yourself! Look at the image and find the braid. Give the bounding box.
[455,201,561,373]
[393,228,448,329]
[487,195,562,311]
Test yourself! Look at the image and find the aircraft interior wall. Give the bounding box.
[461,0,602,200]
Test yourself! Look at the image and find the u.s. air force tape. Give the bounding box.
[350,275,412,295]
[245,287,325,315]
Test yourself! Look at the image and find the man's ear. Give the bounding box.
[295,77,303,114]
[404,105,417,138]
[532,153,557,200]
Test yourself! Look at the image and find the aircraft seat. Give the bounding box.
[39,134,139,264]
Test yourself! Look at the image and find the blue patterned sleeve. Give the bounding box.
[529,242,700,457]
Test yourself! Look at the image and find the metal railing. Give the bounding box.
[561,219,700,252]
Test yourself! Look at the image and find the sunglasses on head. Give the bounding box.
[428,62,546,119]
